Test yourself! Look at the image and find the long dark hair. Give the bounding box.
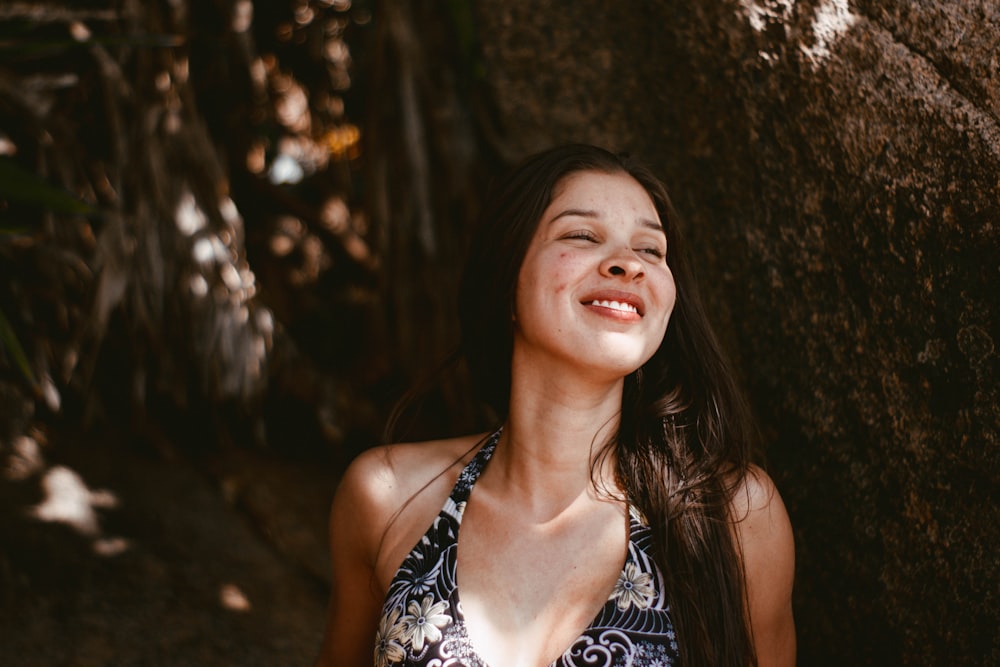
[457,144,758,666]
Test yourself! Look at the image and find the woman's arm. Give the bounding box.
[315,448,394,667]
[733,467,797,667]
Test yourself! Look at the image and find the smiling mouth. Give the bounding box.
[589,299,639,315]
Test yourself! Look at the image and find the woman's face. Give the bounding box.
[513,170,676,382]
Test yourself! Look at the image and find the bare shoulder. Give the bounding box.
[729,466,790,528]
[728,465,794,578]
[333,433,489,582]
[339,434,486,518]
[729,465,797,666]
[317,434,488,667]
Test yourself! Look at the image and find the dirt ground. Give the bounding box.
[0,426,341,667]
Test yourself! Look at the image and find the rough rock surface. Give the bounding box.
[473,1,998,664]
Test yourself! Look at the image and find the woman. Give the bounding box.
[316,144,795,666]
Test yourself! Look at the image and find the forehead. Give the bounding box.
[546,170,663,228]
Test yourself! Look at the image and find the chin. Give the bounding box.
[590,352,653,380]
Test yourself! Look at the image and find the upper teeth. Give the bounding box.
[592,300,638,314]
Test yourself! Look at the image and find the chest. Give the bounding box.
[376,434,677,667]
[456,497,629,666]
[377,500,677,667]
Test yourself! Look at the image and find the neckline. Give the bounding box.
[449,427,638,666]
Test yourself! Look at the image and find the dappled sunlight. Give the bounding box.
[269,215,305,257]
[738,0,857,68]
[321,196,372,265]
[740,0,794,33]
[0,132,16,155]
[232,0,253,33]
[294,3,315,27]
[321,123,360,159]
[27,465,131,556]
[39,372,60,412]
[175,189,208,236]
[3,434,44,481]
[272,72,311,134]
[30,465,116,536]
[269,150,306,184]
[93,536,131,556]
[799,0,857,67]
[220,583,253,612]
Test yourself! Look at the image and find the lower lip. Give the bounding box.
[584,303,642,322]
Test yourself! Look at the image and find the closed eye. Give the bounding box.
[637,247,666,259]
[563,230,599,242]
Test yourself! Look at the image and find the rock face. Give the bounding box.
[473,1,998,664]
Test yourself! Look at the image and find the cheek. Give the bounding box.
[551,253,582,294]
[656,272,678,326]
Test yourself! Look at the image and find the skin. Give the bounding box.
[315,171,795,667]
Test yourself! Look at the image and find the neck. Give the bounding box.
[489,352,627,515]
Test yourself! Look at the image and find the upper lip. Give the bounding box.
[580,289,646,316]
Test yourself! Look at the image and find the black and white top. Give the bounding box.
[376,428,679,667]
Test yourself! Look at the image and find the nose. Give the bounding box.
[600,248,645,281]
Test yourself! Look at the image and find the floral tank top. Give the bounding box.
[375,429,679,667]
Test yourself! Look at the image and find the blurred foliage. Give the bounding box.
[0,157,97,389]
[0,158,96,217]
[0,0,498,458]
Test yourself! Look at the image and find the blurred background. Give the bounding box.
[0,1,996,665]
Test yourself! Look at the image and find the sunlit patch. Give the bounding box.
[219,197,241,226]
[250,57,267,89]
[321,124,360,159]
[739,0,794,33]
[269,153,305,185]
[269,234,295,257]
[246,142,266,174]
[295,4,315,26]
[3,435,44,481]
[324,38,349,65]
[93,536,130,556]
[69,21,92,42]
[189,273,209,297]
[175,189,208,236]
[39,373,60,412]
[232,0,253,33]
[255,309,274,340]
[192,237,215,264]
[269,215,304,256]
[29,466,118,538]
[320,197,350,233]
[799,0,857,67]
[220,583,252,612]
[273,75,311,133]
[739,0,855,68]
[221,263,243,291]
[0,133,17,156]
[173,57,190,84]
[155,70,171,93]
[317,0,352,10]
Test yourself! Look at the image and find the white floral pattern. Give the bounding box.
[402,595,452,651]
[377,428,678,666]
[610,561,655,611]
[374,605,407,667]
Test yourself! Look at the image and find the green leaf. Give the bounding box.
[0,306,36,387]
[0,157,95,216]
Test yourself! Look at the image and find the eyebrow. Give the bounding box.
[551,208,666,235]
